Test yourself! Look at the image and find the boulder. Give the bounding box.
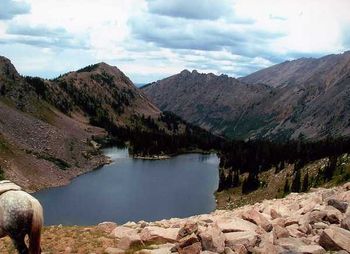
[217,217,258,233]
[286,224,306,238]
[324,206,343,224]
[97,222,118,233]
[140,226,179,244]
[340,215,350,230]
[335,190,350,203]
[253,242,279,254]
[309,211,327,224]
[299,199,321,214]
[118,234,143,250]
[313,222,328,229]
[178,242,202,254]
[299,223,312,235]
[223,247,235,254]
[177,222,198,239]
[276,237,307,252]
[227,244,247,254]
[242,209,272,232]
[111,226,138,239]
[295,245,326,254]
[328,199,348,213]
[199,224,225,253]
[284,216,300,227]
[270,209,281,219]
[271,217,286,227]
[178,233,199,249]
[273,225,289,239]
[224,231,259,249]
[137,243,175,254]
[319,225,350,252]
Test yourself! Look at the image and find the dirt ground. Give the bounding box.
[0,226,117,254]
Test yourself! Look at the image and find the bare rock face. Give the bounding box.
[319,225,350,252]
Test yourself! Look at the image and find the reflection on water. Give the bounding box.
[34,148,219,226]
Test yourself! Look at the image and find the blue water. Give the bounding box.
[34,148,219,225]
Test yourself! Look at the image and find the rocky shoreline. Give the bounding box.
[1,182,350,253]
[132,150,215,161]
[100,182,350,254]
[133,155,171,160]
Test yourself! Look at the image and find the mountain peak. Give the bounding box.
[75,62,122,75]
[180,69,191,75]
[0,55,20,80]
[95,62,112,69]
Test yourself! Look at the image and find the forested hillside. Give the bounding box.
[0,56,222,190]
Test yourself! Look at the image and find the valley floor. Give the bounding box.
[1,182,350,253]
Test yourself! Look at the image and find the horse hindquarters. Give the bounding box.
[28,198,43,254]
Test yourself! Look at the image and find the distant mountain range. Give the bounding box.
[142,51,350,140]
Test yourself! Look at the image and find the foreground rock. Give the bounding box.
[99,183,350,253]
[319,225,350,252]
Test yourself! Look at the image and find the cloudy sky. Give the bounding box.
[1,0,350,83]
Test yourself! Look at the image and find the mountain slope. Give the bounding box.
[238,51,350,140]
[143,52,350,140]
[240,51,350,89]
[0,57,108,191]
[142,70,273,138]
[0,57,219,191]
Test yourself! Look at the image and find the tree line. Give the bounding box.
[218,137,350,193]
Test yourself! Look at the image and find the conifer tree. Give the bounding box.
[291,168,301,193]
[283,178,290,195]
[301,170,309,192]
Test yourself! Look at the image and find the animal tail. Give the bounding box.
[29,197,43,254]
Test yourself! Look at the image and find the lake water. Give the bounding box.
[34,148,219,225]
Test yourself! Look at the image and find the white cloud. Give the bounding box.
[0,0,349,83]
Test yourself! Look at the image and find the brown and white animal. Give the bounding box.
[0,180,43,254]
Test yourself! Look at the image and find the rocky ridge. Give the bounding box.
[142,70,272,137]
[143,51,350,140]
[101,182,350,254]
